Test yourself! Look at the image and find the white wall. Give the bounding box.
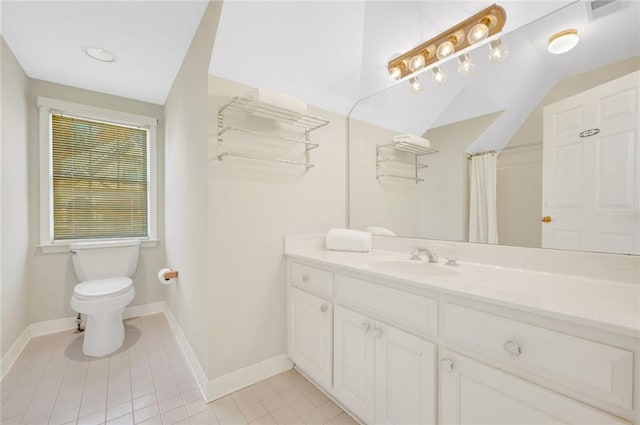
[349,118,421,237]
[1,37,29,357]
[421,112,501,241]
[207,75,347,379]
[164,1,222,374]
[25,79,167,324]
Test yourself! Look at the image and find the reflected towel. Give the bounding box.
[326,229,372,252]
[393,133,431,148]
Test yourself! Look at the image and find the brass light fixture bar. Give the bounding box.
[388,4,507,80]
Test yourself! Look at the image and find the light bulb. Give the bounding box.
[431,66,447,84]
[388,66,402,80]
[408,54,426,72]
[548,29,579,54]
[410,77,423,93]
[436,40,455,60]
[467,23,489,44]
[488,39,508,63]
[457,54,475,76]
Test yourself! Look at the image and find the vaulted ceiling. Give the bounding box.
[1,1,208,104]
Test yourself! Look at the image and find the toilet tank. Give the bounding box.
[70,240,140,282]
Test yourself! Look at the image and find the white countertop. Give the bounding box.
[285,247,640,339]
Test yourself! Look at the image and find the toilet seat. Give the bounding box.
[73,277,133,300]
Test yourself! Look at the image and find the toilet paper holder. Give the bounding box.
[163,269,179,280]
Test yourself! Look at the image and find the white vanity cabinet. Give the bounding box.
[439,349,629,425]
[288,286,333,388]
[333,305,436,425]
[286,258,637,425]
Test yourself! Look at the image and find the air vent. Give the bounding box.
[586,0,626,21]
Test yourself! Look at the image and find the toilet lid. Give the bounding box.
[74,278,133,300]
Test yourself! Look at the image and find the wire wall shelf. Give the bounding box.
[217,95,329,169]
[376,141,438,183]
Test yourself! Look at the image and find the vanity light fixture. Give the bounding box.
[488,38,509,63]
[457,54,475,76]
[82,46,116,62]
[387,4,506,81]
[410,77,423,93]
[432,66,448,84]
[548,29,579,54]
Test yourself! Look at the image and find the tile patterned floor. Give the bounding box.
[0,314,354,425]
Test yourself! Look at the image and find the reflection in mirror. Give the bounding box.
[349,1,640,255]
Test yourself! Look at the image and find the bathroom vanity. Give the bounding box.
[285,237,640,425]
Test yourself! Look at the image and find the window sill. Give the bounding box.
[39,239,159,254]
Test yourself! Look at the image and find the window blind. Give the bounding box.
[51,114,149,240]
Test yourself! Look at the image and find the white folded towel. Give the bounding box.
[393,133,431,148]
[326,229,372,252]
[247,88,307,113]
[365,226,397,237]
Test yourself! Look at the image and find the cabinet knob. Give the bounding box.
[441,359,455,372]
[373,327,383,338]
[301,273,309,283]
[504,341,522,357]
[541,216,552,223]
[440,359,454,372]
[360,322,371,333]
[320,303,329,313]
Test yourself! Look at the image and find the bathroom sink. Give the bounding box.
[369,260,459,277]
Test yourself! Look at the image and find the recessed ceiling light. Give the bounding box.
[548,29,579,55]
[82,46,116,62]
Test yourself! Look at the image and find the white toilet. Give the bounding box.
[70,240,140,357]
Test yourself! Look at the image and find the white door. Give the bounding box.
[542,71,640,254]
[334,306,375,424]
[288,287,333,388]
[439,350,630,425]
[374,322,436,425]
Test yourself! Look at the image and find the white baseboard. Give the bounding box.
[0,326,31,380]
[162,305,210,401]
[124,301,165,319]
[207,354,293,401]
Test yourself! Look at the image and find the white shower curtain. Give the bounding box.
[468,152,499,244]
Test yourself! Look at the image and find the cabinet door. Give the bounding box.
[288,287,333,388]
[334,306,375,424]
[439,350,630,425]
[374,323,436,425]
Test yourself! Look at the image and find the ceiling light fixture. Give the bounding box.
[547,29,579,54]
[488,38,509,63]
[431,66,448,84]
[82,46,116,62]
[457,54,475,76]
[387,4,506,80]
[410,77,423,93]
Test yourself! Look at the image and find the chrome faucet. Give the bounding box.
[410,243,439,263]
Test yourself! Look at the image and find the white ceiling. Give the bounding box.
[1,1,208,105]
[209,1,575,116]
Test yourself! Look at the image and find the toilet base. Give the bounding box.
[71,288,135,357]
[82,309,126,357]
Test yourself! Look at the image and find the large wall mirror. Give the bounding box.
[348,1,640,255]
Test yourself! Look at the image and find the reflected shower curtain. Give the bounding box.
[468,152,499,244]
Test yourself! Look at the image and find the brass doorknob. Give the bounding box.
[541,216,552,223]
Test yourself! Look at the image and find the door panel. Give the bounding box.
[374,323,436,425]
[543,71,639,254]
[334,306,375,424]
[288,288,333,388]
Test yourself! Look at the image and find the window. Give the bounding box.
[39,98,157,251]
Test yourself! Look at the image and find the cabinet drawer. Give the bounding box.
[441,303,633,410]
[335,274,438,337]
[289,262,333,298]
